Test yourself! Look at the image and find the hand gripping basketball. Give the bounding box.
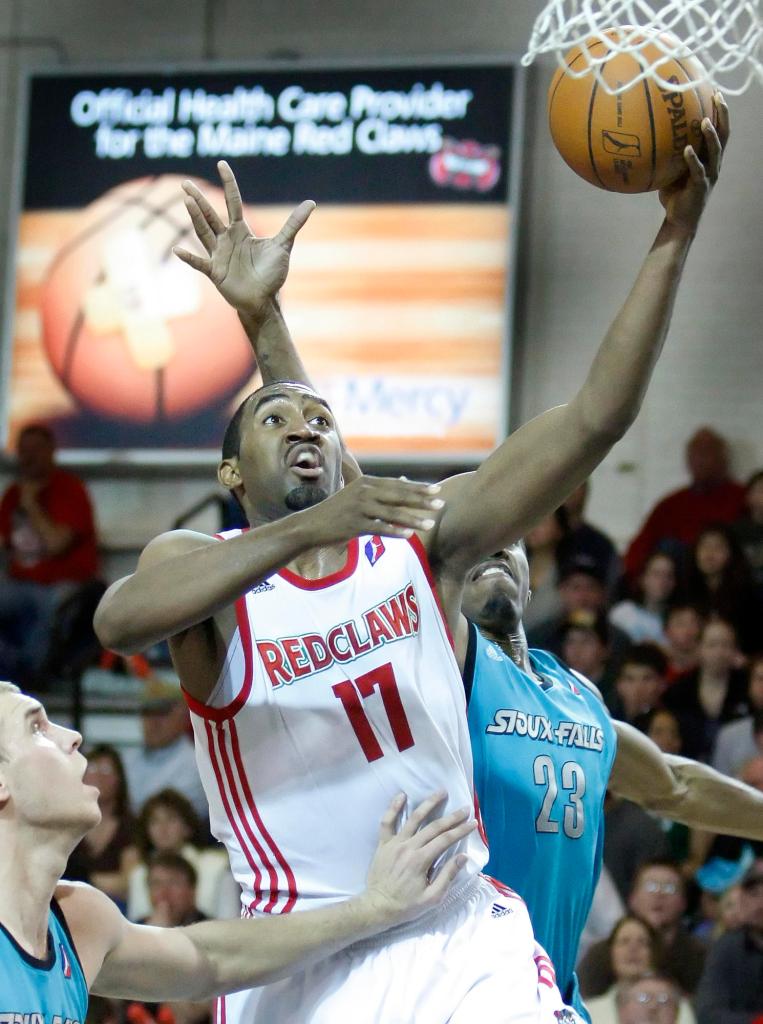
[658,92,729,236]
[173,160,316,321]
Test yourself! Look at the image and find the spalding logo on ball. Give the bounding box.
[548,28,716,193]
[41,175,254,423]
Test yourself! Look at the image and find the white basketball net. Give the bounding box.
[522,0,763,94]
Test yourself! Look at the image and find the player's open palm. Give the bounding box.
[315,475,445,543]
[362,792,475,927]
[173,159,315,319]
[659,91,728,234]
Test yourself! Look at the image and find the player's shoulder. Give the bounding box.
[138,528,222,569]
[55,881,125,972]
[531,649,608,706]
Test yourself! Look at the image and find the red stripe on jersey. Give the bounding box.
[473,791,489,847]
[182,595,255,722]
[278,538,359,590]
[216,995,227,1024]
[215,722,282,913]
[203,719,263,912]
[230,719,299,913]
[406,534,455,651]
[534,952,557,988]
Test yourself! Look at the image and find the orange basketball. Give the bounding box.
[548,30,716,193]
[41,175,254,424]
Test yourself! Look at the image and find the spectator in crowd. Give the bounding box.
[645,708,683,756]
[609,553,678,646]
[644,710,689,863]
[66,743,138,905]
[121,678,208,820]
[127,852,212,1024]
[522,508,569,634]
[141,851,208,927]
[695,858,763,1023]
[684,523,761,653]
[624,427,746,582]
[608,644,668,725]
[527,556,631,671]
[662,604,704,683]
[614,976,693,1024]
[560,614,617,694]
[559,479,621,596]
[712,656,763,779]
[127,788,235,923]
[732,468,763,589]
[581,915,662,1006]
[578,860,706,996]
[663,618,749,761]
[603,796,672,902]
[0,423,99,683]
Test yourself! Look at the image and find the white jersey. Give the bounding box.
[185,531,488,915]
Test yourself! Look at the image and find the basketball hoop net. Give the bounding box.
[522,0,763,94]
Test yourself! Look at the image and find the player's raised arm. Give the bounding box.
[68,794,474,1000]
[174,160,315,388]
[609,719,763,839]
[175,161,363,481]
[429,96,729,586]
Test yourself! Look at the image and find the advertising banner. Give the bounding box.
[5,62,520,462]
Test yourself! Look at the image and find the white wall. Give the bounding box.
[0,0,761,564]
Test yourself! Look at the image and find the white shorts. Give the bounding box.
[214,875,581,1024]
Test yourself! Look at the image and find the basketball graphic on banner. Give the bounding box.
[41,175,254,424]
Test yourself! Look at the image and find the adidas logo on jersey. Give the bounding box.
[491,902,514,918]
[251,579,275,594]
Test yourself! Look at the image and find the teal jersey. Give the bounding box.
[0,898,88,1023]
[466,623,617,1018]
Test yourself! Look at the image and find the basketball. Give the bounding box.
[41,175,254,424]
[548,30,716,193]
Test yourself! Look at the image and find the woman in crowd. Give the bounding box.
[609,552,677,645]
[66,743,138,906]
[663,617,749,762]
[684,523,760,652]
[583,916,695,1024]
[127,787,237,922]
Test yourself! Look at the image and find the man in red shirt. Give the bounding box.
[0,424,99,681]
[624,427,746,581]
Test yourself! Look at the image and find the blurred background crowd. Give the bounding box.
[1,416,762,1023]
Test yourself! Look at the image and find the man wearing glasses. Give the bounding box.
[578,860,705,998]
[616,977,681,1024]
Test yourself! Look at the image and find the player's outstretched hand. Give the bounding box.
[173,159,315,319]
[309,475,446,543]
[359,792,475,928]
[659,91,729,236]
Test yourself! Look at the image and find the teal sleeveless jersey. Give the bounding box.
[0,898,88,1022]
[466,623,617,1019]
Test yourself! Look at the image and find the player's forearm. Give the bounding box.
[182,894,390,996]
[574,219,692,439]
[239,300,314,388]
[653,755,763,839]
[94,514,318,653]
